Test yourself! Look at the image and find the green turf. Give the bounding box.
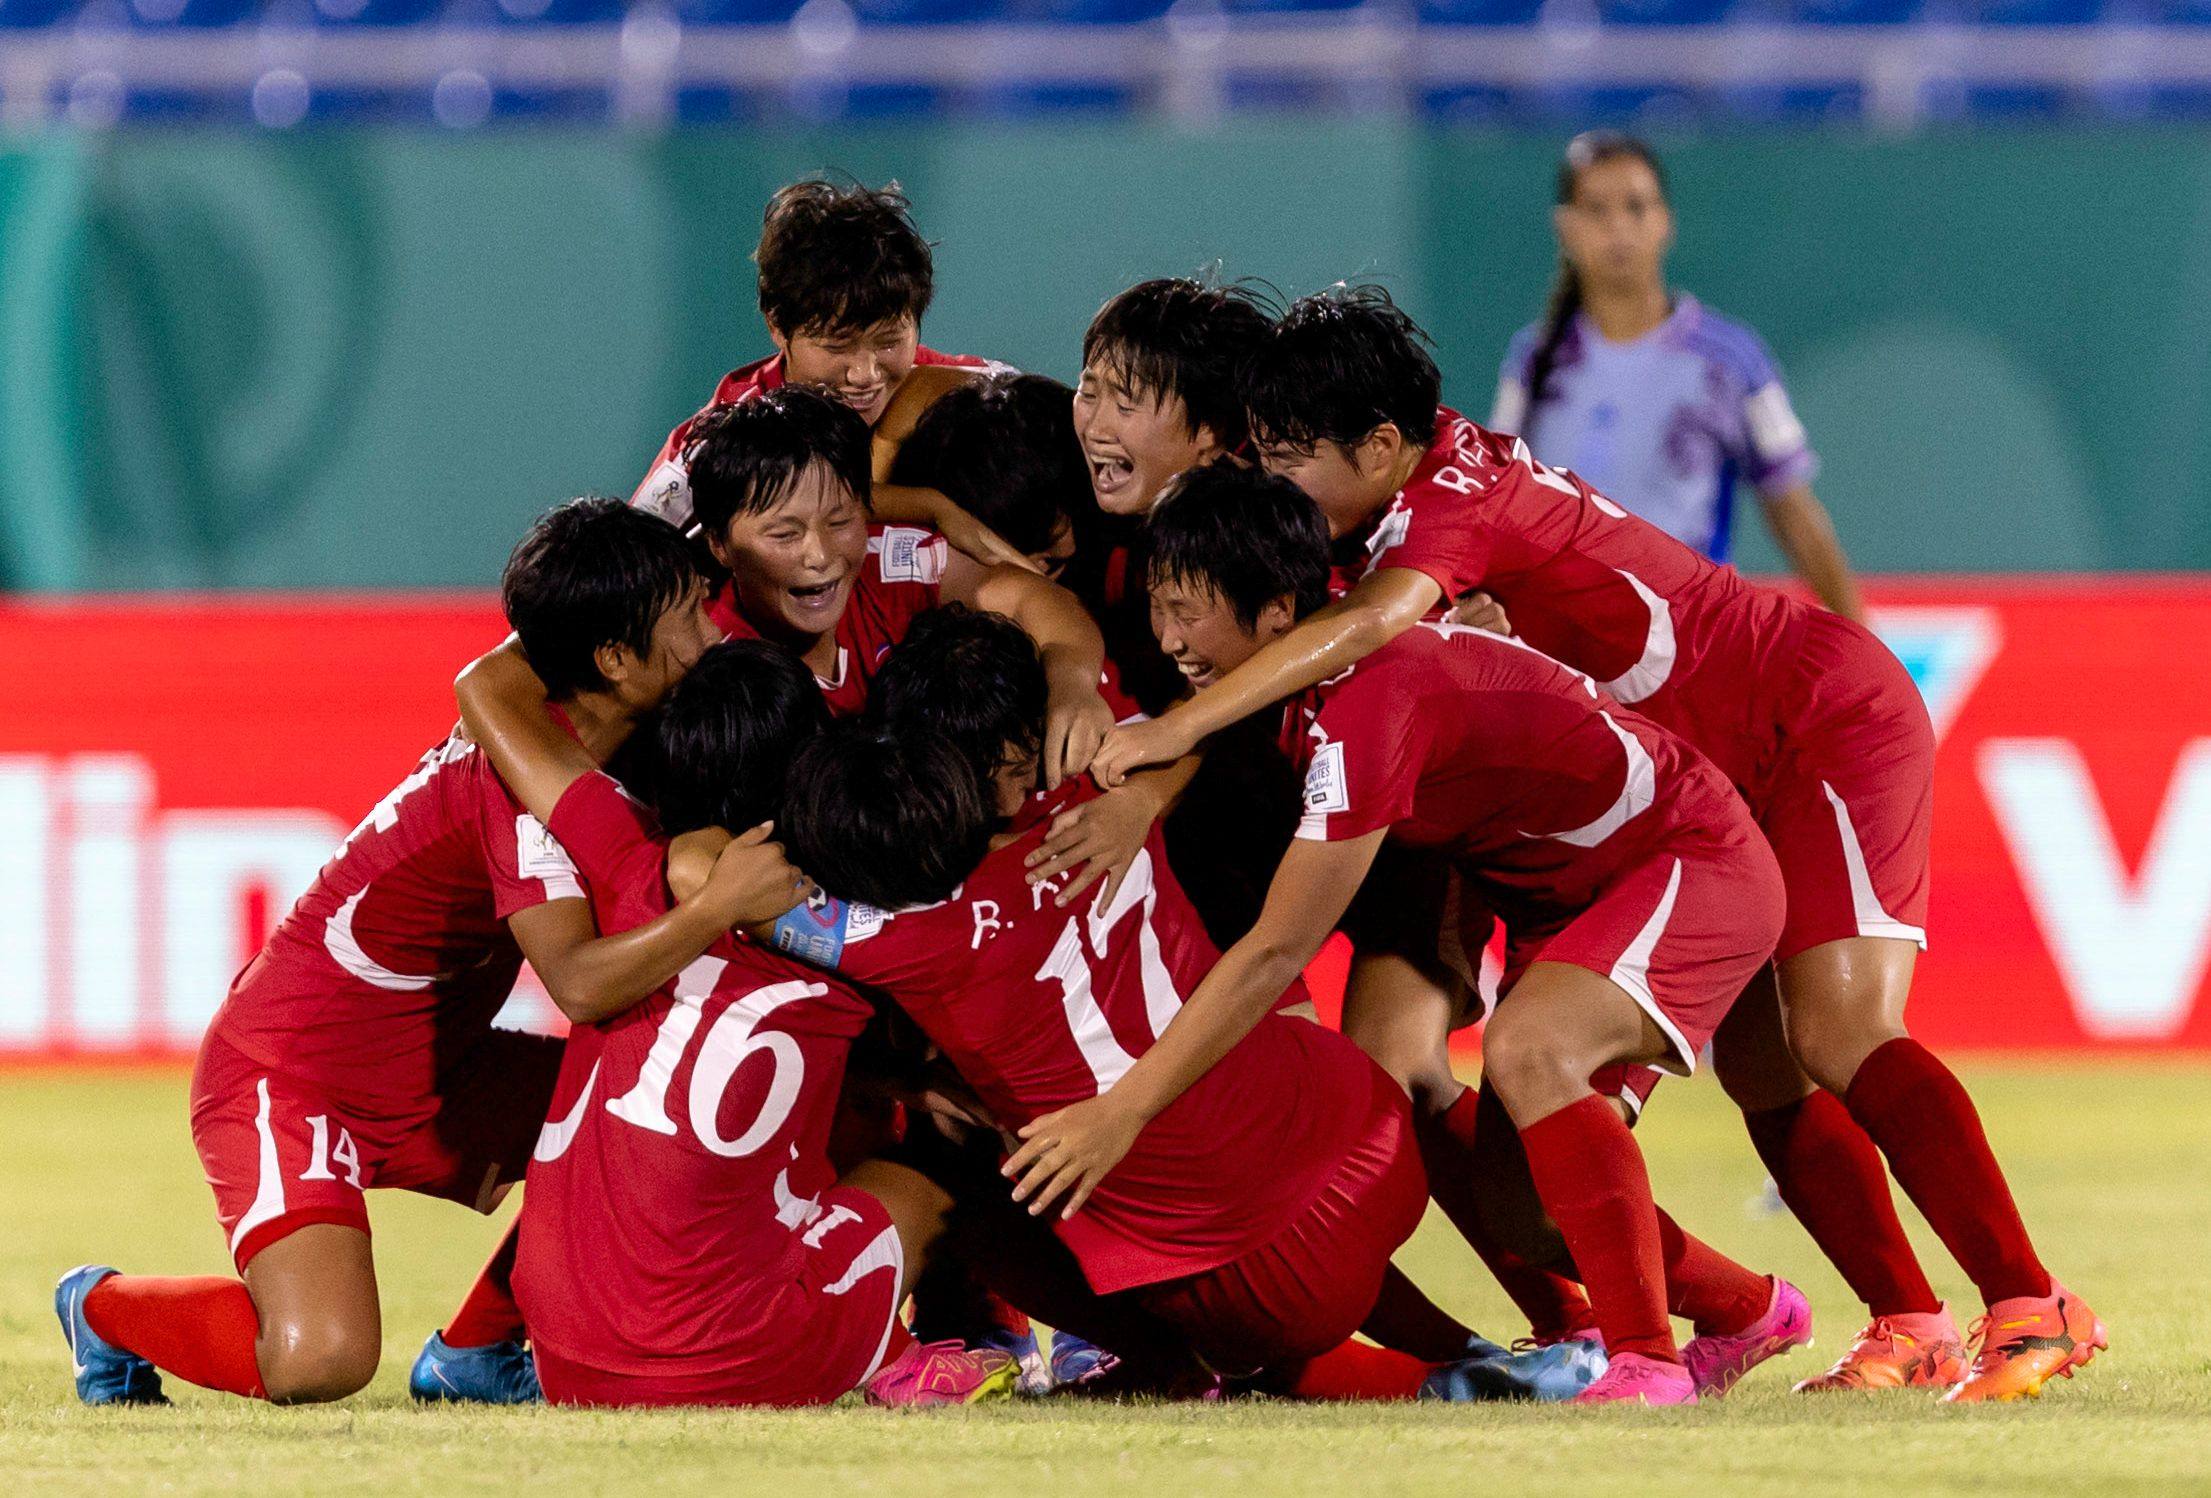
[2,1062,2207,1497]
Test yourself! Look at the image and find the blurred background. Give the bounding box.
[0,4,2207,1059]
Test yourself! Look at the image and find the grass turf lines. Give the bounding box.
[2,1061,2207,1497]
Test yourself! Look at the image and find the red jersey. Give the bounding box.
[771,780,1376,1294]
[208,730,582,1108]
[706,524,948,718]
[632,347,1004,531]
[1338,408,1809,797]
[518,771,879,1379]
[1283,621,1754,938]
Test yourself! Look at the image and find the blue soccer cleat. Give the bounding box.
[56,1265,168,1407]
[1045,1329,1119,1390]
[976,1323,1052,1396]
[408,1330,542,1405]
[1419,1336,1608,1403]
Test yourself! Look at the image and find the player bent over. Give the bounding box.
[454,639,1015,1408]
[1021,464,1809,1405]
[771,609,1592,1402]
[57,501,806,1406]
[1096,287,2105,1403]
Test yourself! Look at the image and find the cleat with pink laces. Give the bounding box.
[1794,1306,1966,1393]
[1570,1351,1698,1406]
[1681,1277,1813,1397]
[863,1338,1020,1408]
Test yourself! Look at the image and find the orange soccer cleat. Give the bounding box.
[1793,1306,1967,1393]
[1943,1283,2107,1405]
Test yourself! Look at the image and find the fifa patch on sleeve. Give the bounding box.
[515,815,584,899]
[633,461,694,530]
[1744,383,1809,466]
[872,527,949,584]
[1302,740,1350,817]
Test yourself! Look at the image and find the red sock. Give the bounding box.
[1517,1095,1675,1364]
[442,1219,528,1348]
[1744,1090,1939,1317]
[84,1275,267,1399]
[1288,1340,1433,1401]
[1415,1086,1599,1341]
[1845,1038,2049,1306]
[1653,1209,1769,1336]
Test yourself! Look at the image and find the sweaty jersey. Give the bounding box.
[707,524,949,718]
[1490,296,1817,563]
[208,729,582,1108]
[1283,621,1754,937]
[633,347,1003,532]
[518,771,881,1380]
[772,779,1376,1295]
[1338,407,1812,801]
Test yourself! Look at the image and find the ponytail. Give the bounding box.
[1519,258,1581,445]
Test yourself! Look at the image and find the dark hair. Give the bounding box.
[784,723,995,912]
[649,641,830,835]
[756,177,934,340]
[1243,284,1441,456]
[868,605,1046,786]
[1522,132,1669,441]
[1081,277,1274,451]
[684,387,874,540]
[888,374,1084,558]
[1142,459,1332,629]
[501,496,701,700]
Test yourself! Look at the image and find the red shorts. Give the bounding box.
[533,1184,905,1408]
[1755,610,1935,961]
[1503,832,1785,1079]
[190,1025,562,1270]
[1131,1064,1427,1376]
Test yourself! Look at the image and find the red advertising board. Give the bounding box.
[3,581,2208,1056]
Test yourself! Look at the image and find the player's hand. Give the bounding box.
[696,822,815,928]
[1003,1095,1144,1220]
[937,501,1046,577]
[665,825,733,903]
[1023,781,1160,908]
[1090,715,1194,790]
[1444,590,1512,636]
[1042,677,1116,791]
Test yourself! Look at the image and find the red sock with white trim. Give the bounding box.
[84,1275,267,1399]
[441,1219,527,1348]
[1654,1208,1770,1336]
[1288,1340,1434,1401]
[1744,1090,1940,1317]
[1415,1086,1599,1341]
[1517,1095,1677,1364]
[1845,1038,2049,1306]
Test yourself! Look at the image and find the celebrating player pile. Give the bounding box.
[58,177,2103,1414]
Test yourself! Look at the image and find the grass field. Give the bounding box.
[1,1062,2207,1497]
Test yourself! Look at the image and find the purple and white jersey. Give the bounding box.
[1489,294,1816,565]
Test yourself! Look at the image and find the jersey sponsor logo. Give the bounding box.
[872,526,948,585]
[1302,739,1350,817]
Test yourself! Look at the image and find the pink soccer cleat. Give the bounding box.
[1680,1276,1813,1397]
[863,1338,1020,1408]
[1570,1351,1699,1406]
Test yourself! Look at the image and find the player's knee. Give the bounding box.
[1782,993,1901,1095]
[258,1313,380,1404]
[1480,1013,1586,1119]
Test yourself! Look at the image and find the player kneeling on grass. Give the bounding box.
[1014,462,1813,1406]
[56,499,805,1407]
[769,608,1590,1402]
[452,636,1018,1408]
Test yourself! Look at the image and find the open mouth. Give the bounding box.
[1088,452,1136,500]
[1173,657,1217,689]
[787,576,848,618]
[842,387,888,419]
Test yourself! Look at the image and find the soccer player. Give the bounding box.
[773,609,1596,1401]
[1491,131,1861,620]
[631,176,1032,574]
[682,386,1113,780]
[1092,288,2106,1403]
[451,637,1017,1408]
[889,371,1087,583]
[56,499,807,1407]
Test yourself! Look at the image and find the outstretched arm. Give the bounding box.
[949,561,1114,789]
[1001,829,1387,1218]
[1090,567,1442,786]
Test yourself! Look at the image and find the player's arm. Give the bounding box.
[1003,829,1387,1219]
[454,639,594,824]
[1759,482,1864,623]
[1090,566,1443,786]
[505,870,739,1026]
[945,559,1114,789]
[869,363,1043,575]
